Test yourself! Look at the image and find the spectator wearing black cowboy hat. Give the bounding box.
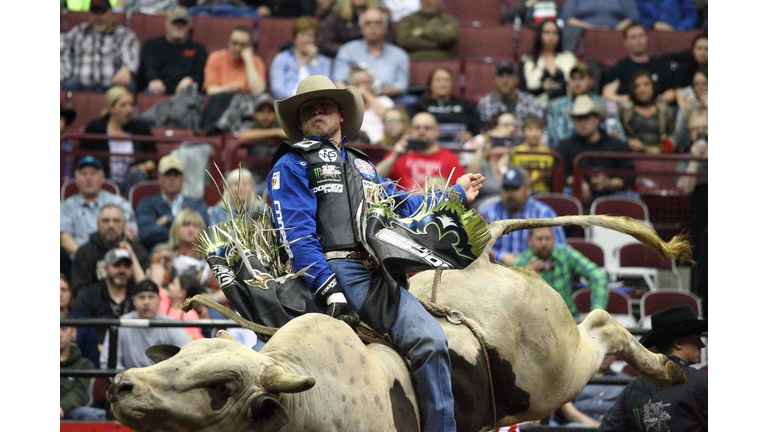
[598,305,707,432]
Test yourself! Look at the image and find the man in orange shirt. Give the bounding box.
[203,27,266,95]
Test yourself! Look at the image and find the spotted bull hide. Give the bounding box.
[108,216,688,432]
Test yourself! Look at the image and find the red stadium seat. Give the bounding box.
[61,10,126,32]
[615,243,683,292]
[462,57,505,103]
[647,30,701,58]
[409,59,462,89]
[536,192,585,237]
[640,290,702,320]
[456,26,514,60]
[572,288,632,315]
[567,239,605,267]
[128,180,160,209]
[255,17,294,57]
[578,29,626,68]
[64,91,108,132]
[443,0,502,26]
[61,178,121,200]
[191,15,255,54]
[590,196,649,221]
[129,12,167,45]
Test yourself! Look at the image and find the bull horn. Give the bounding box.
[485,215,693,264]
[260,364,316,394]
[216,330,238,342]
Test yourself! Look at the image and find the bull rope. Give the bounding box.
[420,268,498,425]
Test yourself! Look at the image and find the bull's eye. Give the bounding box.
[207,383,230,411]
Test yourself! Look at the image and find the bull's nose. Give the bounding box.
[107,374,134,403]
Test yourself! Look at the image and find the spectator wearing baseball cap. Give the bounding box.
[138,6,209,95]
[546,63,626,148]
[600,305,707,431]
[235,93,288,154]
[477,60,545,146]
[61,156,138,257]
[135,155,210,252]
[478,166,566,266]
[557,95,637,205]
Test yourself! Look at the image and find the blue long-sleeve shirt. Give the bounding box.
[635,0,699,30]
[269,48,334,100]
[268,136,466,292]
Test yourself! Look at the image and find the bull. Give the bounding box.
[108,215,690,432]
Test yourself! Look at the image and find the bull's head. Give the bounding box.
[108,330,316,432]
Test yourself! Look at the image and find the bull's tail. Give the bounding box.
[480,215,692,265]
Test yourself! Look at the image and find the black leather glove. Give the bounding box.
[315,274,360,328]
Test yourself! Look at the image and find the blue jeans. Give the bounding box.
[327,259,456,432]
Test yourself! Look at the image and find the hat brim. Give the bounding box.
[275,86,364,143]
[640,319,708,348]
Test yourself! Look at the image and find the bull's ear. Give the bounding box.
[146,344,181,364]
[249,393,289,432]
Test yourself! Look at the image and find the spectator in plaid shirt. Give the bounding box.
[60,0,140,92]
[514,226,608,320]
[479,166,565,266]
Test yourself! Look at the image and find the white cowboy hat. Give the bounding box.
[274,75,364,142]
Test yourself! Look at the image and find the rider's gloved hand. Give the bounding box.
[315,274,360,328]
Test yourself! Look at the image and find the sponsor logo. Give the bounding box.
[638,400,672,431]
[244,270,274,290]
[271,171,280,190]
[211,265,236,288]
[362,180,378,205]
[317,277,337,297]
[312,183,344,194]
[376,229,451,269]
[294,140,320,149]
[315,164,341,179]
[273,200,293,258]
[318,148,338,162]
[354,158,376,180]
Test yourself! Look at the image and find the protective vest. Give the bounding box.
[272,139,380,252]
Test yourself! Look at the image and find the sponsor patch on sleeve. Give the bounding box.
[354,158,377,180]
[271,171,281,190]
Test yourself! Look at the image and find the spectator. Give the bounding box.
[635,0,699,31]
[81,85,156,192]
[122,0,180,14]
[381,0,420,23]
[602,21,677,104]
[71,204,150,296]
[376,111,466,192]
[380,106,411,150]
[138,6,208,96]
[560,0,639,31]
[549,355,626,427]
[61,273,101,369]
[317,0,391,57]
[675,110,707,316]
[395,0,460,61]
[60,310,106,421]
[345,67,395,144]
[207,168,266,226]
[100,280,190,370]
[673,68,707,150]
[520,18,578,106]
[558,96,636,205]
[246,0,316,17]
[236,93,288,152]
[513,226,608,319]
[148,209,219,295]
[599,305,707,431]
[315,0,337,20]
[463,112,518,208]
[60,0,140,92]
[669,33,707,104]
[547,63,626,148]
[158,270,206,341]
[60,156,137,257]
[61,106,78,181]
[407,66,482,146]
[332,7,410,100]
[619,70,677,154]
[507,116,556,193]
[269,16,333,100]
[74,247,142,342]
[477,60,545,145]
[202,26,267,96]
[479,167,566,265]
[502,0,559,28]
[136,155,210,252]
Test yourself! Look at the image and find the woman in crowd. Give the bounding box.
[207,168,266,226]
[379,107,411,150]
[82,85,156,192]
[674,68,707,151]
[521,18,578,106]
[158,270,206,341]
[269,16,333,100]
[463,112,518,208]
[619,70,676,154]
[407,66,482,145]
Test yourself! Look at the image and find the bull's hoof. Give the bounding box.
[649,356,688,386]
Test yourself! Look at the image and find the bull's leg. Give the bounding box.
[578,309,686,386]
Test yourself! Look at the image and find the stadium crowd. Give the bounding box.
[60,0,708,428]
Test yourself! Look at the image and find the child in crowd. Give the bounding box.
[507,116,556,193]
